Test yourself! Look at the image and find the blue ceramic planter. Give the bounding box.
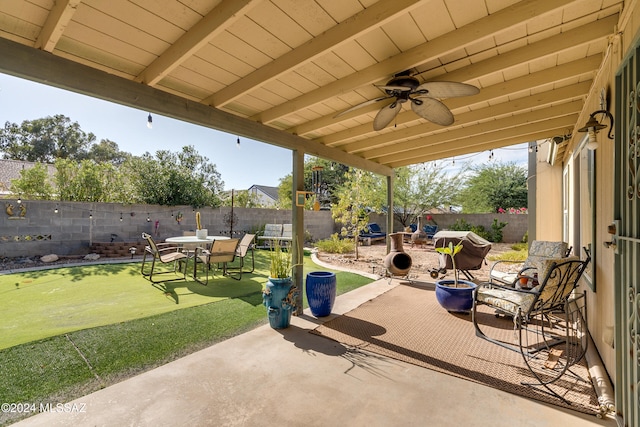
[263,277,296,329]
[306,271,336,317]
[435,279,477,313]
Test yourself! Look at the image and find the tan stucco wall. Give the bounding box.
[534,148,564,241]
[555,7,640,384]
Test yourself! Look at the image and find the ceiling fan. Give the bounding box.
[335,72,479,131]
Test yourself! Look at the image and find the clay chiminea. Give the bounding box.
[384,232,412,276]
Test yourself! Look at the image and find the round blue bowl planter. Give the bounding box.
[306,271,337,317]
[263,277,296,329]
[435,279,477,313]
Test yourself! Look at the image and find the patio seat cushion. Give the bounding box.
[360,223,386,240]
[476,286,536,317]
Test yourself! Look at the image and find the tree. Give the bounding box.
[219,189,261,208]
[332,169,385,259]
[10,163,55,200]
[457,162,527,213]
[0,115,95,162]
[277,157,350,208]
[87,139,129,165]
[392,163,465,227]
[127,146,224,207]
[54,158,124,202]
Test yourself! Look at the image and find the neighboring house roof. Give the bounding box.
[0,159,56,195]
[248,185,279,203]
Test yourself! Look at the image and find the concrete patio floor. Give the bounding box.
[13,276,615,427]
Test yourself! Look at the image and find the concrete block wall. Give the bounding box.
[424,213,528,243]
[1,200,527,258]
[366,212,528,243]
[0,200,337,258]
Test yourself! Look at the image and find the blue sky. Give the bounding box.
[0,73,528,190]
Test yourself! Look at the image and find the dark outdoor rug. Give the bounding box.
[311,282,599,415]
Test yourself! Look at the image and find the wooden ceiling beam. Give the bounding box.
[252,0,578,124]
[388,129,569,167]
[207,0,424,108]
[135,0,259,86]
[35,0,82,52]
[378,114,578,165]
[344,82,590,156]
[430,14,617,85]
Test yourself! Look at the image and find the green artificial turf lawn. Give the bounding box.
[0,262,264,350]
[0,251,371,350]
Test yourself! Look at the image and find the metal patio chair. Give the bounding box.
[192,238,240,285]
[472,247,591,402]
[141,232,188,283]
[224,233,255,280]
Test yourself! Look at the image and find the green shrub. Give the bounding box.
[315,233,355,254]
[490,218,508,243]
[511,242,528,251]
[449,219,491,241]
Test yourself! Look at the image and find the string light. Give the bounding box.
[146,213,151,222]
[120,212,123,222]
[89,210,93,219]
[236,137,241,148]
[147,113,153,129]
[17,195,21,204]
[54,204,58,213]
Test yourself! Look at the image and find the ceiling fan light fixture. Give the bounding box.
[334,72,478,130]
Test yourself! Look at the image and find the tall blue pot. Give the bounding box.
[263,277,295,329]
[306,271,337,317]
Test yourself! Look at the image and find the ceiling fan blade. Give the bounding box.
[373,102,402,131]
[334,96,392,118]
[415,81,479,98]
[411,97,454,126]
[378,85,413,92]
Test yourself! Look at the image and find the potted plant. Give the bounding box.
[434,241,477,313]
[262,241,298,329]
[195,211,208,240]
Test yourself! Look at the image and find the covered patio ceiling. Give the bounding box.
[0,0,625,176]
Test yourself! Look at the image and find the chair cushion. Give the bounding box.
[476,285,537,316]
[523,241,568,269]
[368,223,383,233]
[489,270,518,285]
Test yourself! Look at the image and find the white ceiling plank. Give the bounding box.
[208,0,423,107]
[253,0,582,124]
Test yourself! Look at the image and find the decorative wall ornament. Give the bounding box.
[5,202,26,219]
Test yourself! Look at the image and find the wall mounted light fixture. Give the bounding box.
[577,110,614,150]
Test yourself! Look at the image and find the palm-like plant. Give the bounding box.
[435,241,464,286]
